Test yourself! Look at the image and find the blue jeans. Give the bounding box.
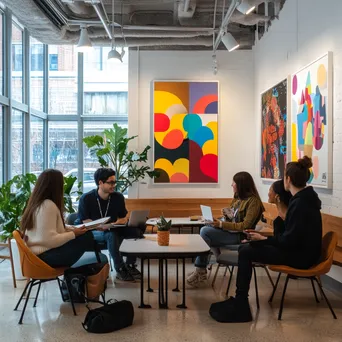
[92,227,142,271]
[195,226,241,268]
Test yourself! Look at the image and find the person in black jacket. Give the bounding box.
[209,156,323,323]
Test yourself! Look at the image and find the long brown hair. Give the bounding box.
[20,169,65,234]
[233,171,264,210]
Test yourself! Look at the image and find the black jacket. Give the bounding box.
[267,186,322,268]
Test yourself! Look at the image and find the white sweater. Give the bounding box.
[25,199,75,255]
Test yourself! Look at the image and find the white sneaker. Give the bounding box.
[187,268,208,287]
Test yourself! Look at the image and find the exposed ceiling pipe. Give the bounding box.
[91,37,214,47]
[213,0,240,51]
[184,0,191,12]
[91,2,112,40]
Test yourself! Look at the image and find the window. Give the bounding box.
[30,37,44,111]
[48,121,78,174]
[12,23,23,102]
[84,92,128,115]
[12,110,23,176]
[48,45,77,114]
[0,106,3,184]
[30,116,44,174]
[0,14,3,95]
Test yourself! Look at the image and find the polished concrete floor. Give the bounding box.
[1,259,342,342]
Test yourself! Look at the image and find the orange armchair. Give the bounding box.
[13,231,76,324]
[268,231,338,320]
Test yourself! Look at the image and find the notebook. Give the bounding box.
[74,217,111,230]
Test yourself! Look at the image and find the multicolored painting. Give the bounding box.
[261,79,287,180]
[153,81,218,183]
[291,53,332,188]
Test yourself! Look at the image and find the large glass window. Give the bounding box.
[48,121,77,174]
[30,37,44,111]
[12,110,23,176]
[0,106,3,184]
[12,23,23,102]
[0,13,3,95]
[31,116,44,175]
[48,45,77,114]
[83,47,128,116]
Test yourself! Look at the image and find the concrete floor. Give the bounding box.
[1,259,342,342]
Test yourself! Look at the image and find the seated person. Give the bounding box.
[77,167,143,282]
[187,171,265,287]
[209,156,322,323]
[21,169,107,268]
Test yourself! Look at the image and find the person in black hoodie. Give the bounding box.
[209,156,322,323]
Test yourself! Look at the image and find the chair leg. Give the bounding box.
[253,267,260,310]
[211,264,220,287]
[263,266,275,288]
[314,277,337,319]
[65,279,77,316]
[33,281,42,307]
[317,276,324,300]
[310,278,319,303]
[278,275,290,320]
[14,279,32,311]
[18,281,34,324]
[225,266,235,297]
[223,267,228,277]
[269,272,281,303]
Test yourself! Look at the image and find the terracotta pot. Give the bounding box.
[157,231,170,246]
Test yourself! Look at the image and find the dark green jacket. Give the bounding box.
[222,196,264,232]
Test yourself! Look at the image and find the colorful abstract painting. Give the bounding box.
[153,81,218,183]
[261,79,287,180]
[291,53,332,188]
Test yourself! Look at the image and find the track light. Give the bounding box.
[221,32,240,52]
[108,48,123,62]
[77,26,92,52]
[237,0,256,15]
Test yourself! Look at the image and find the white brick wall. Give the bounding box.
[254,0,342,217]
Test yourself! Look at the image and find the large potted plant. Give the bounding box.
[0,173,80,279]
[157,216,172,246]
[83,123,159,193]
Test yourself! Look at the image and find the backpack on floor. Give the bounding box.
[82,299,134,334]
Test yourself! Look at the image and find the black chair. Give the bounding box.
[211,249,275,309]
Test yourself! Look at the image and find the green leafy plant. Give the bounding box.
[83,123,159,193]
[0,173,80,241]
[157,215,172,232]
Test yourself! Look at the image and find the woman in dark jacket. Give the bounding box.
[209,156,322,323]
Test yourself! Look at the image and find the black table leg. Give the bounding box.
[177,258,187,309]
[139,258,151,309]
[159,259,168,309]
[147,259,153,292]
[173,258,180,292]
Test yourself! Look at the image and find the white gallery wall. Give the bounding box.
[128,50,255,199]
[254,0,342,216]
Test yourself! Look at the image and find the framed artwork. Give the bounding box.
[261,79,287,180]
[153,81,219,184]
[290,52,333,188]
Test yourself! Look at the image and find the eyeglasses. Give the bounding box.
[105,181,117,186]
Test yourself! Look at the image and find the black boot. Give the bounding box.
[209,297,252,323]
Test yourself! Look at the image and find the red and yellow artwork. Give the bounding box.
[153,81,219,183]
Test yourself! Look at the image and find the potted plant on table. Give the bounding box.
[157,216,172,246]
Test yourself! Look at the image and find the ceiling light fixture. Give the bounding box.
[237,0,256,15]
[108,0,122,62]
[77,25,92,52]
[221,32,240,52]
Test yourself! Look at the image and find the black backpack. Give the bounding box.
[82,299,134,333]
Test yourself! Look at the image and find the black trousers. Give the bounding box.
[236,243,305,299]
[38,231,101,268]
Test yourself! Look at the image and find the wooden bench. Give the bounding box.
[126,198,342,264]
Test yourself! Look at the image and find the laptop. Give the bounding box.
[200,205,214,222]
[112,209,150,228]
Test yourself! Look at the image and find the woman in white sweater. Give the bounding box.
[20,169,105,268]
